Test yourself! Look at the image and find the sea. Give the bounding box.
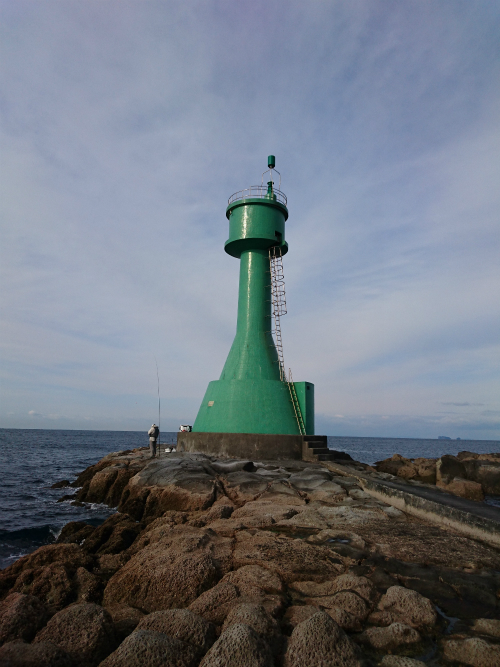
[0,428,498,570]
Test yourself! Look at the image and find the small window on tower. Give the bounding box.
[275,231,282,243]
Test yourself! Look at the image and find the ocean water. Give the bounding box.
[0,428,498,569]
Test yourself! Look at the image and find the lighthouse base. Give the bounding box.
[177,431,303,461]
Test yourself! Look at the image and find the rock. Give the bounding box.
[51,480,71,489]
[223,564,284,596]
[282,605,321,631]
[307,481,346,503]
[275,508,329,531]
[377,586,437,629]
[414,459,437,484]
[118,458,219,521]
[291,574,376,605]
[56,521,95,545]
[316,505,389,529]
[307,530,366,550]
[105,603,145,643]
[463,461,500,495]
[199,623,274,667]
[222,603,282,654]
[103,526,233,612]
[0,640,72,666]
[219,471,270,505]
[396,464,418,481]
[189,581,240,625]
[457,451,479,460]
[81,513,141,555]
[0,593,48,645]
[85,466,120,503]
[472,618,500,638]
[436,455,466,485]
[231,501,299,528]
[204,504,234,522]
[440,477,484,501]
[258,479,306,505]
[442,636,500,667]
[34,602,117,667]
[283,611,364,667]
[349,489,373,500]
[380,657,426,667]
[75,566,104,603]
[210,460,256,474]
[99,628,200,667]
[4,544,94,610]
[232,530,344,583]
[374,455,409,477]
[358,622,421,650]
[137,609,216,654]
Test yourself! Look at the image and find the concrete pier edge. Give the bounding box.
[323,461,500,549]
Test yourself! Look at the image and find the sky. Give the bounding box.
[1,1,499,440]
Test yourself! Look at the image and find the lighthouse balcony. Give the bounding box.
[228,185,287,206]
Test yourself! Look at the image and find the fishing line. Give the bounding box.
[154,356,160,457]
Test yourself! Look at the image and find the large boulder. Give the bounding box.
[189,564,285,625]
[222,603,282,655]
[232,530,344,583]
[103,526,233,612]
[442,636,500,667]
[81,513,141,555]
[136,609,216,655]
[377,586,436,629]
[441,478,484,501]
[463,460,500,495]
[0,544,95,611]
[199,623,274,667]
[99,629,200,667]
[472,619,500,638]
[0,593,48,645]
[283,611,364,667]
[358,622,421,650]
[33,602,117,667]
[436,455,466,485]
[118,458,220,521]
[105,603,145,643]
[0,640,72,666]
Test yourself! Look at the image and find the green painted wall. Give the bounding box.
[293,382,315,435]
[192,178,314,436]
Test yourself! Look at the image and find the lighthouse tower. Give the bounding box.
[192,156,314,437]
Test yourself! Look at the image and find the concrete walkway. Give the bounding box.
[322,461,500,548]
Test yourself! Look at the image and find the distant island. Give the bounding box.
[438,436,451,440]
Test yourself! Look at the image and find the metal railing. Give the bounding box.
[228,185,287,207]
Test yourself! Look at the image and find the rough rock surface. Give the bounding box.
[34,602,117,667]
[99,629,200,667]
[0,593,48,645]
[358,622,421,650]
[284,611,364,667]
[376,585,437,629]
[5,449,500,667]
[199,623,274,667]
[103,527,233,612]
[0,640,73,666]
[442,636,500,667]
[136,609,216,654]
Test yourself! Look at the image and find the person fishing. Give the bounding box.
[148,423,159,458]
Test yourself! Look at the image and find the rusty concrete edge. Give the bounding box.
[321,462,500,549]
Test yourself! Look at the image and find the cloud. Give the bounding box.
[1,1,499,437]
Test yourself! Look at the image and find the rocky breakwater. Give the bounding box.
[374,451,500,502]
[0,448,499,667]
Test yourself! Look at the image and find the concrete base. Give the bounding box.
[177,431,303,461]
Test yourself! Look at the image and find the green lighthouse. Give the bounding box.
[192,156,314,436]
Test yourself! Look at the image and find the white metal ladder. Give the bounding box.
[269,246,306,436]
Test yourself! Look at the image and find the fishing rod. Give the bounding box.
[154,356,160,458]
